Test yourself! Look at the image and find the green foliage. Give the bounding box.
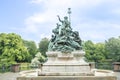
[83,40,106,62]
[31,52,46,67]
[83,37,120,63]
[23,40,37,62]
[105,37,120,62]
[38,38,49,57]
[83,40,95,62]
[20,63,31,71]
[35,52,46,63]
[0,58,16,68]
[0,33,30,63]
[94,43,106,62]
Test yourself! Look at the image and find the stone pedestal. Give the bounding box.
[17,51,116,80]
[41,51,91,76]
[113,62,120,72]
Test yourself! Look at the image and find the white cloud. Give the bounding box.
[39,34,51,39]
[23,0,120,43]
[24,13,48,33]
[25,0,105,33]
[29,0,43,4]
[74,19,120,43]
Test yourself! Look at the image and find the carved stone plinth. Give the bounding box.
[41,51,91,75]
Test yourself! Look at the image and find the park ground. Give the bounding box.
[0,72,120,80]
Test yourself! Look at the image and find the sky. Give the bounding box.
[0,0,120,45]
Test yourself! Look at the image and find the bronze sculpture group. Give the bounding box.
[48,12,82,53]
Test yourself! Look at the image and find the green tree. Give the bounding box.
[94,43,106,62]
[23,40,37,62]
[0,33,29,63]
[31,52,46,66]
[83,40,106,62]
[105,37,120,62]
[38,38,49,57]
[83,40,96,62]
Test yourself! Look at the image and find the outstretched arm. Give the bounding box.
[57,15,62,22]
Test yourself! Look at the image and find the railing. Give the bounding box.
[0,62,114,73]
[20,63,31,71]
[20,63,39,71]
[95,62,113,70]
[0,65,11,72]
[0,63,38,73]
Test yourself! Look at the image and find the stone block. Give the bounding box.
[17,76,117,80]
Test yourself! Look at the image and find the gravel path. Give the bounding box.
[0,72,19,80]
[114,72,120,80]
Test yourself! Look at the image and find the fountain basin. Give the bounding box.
[17,69,116,80]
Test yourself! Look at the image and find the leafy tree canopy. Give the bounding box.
[23,40,37,62]
[83,40,106,62]
[0,33,29,63]
[38,38,49,57]
[105,37,120,62]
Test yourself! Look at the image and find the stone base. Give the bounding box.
[41,51,91,74]
[17,76,117,80]
[43,64,90,73]
[38,72,94,76]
